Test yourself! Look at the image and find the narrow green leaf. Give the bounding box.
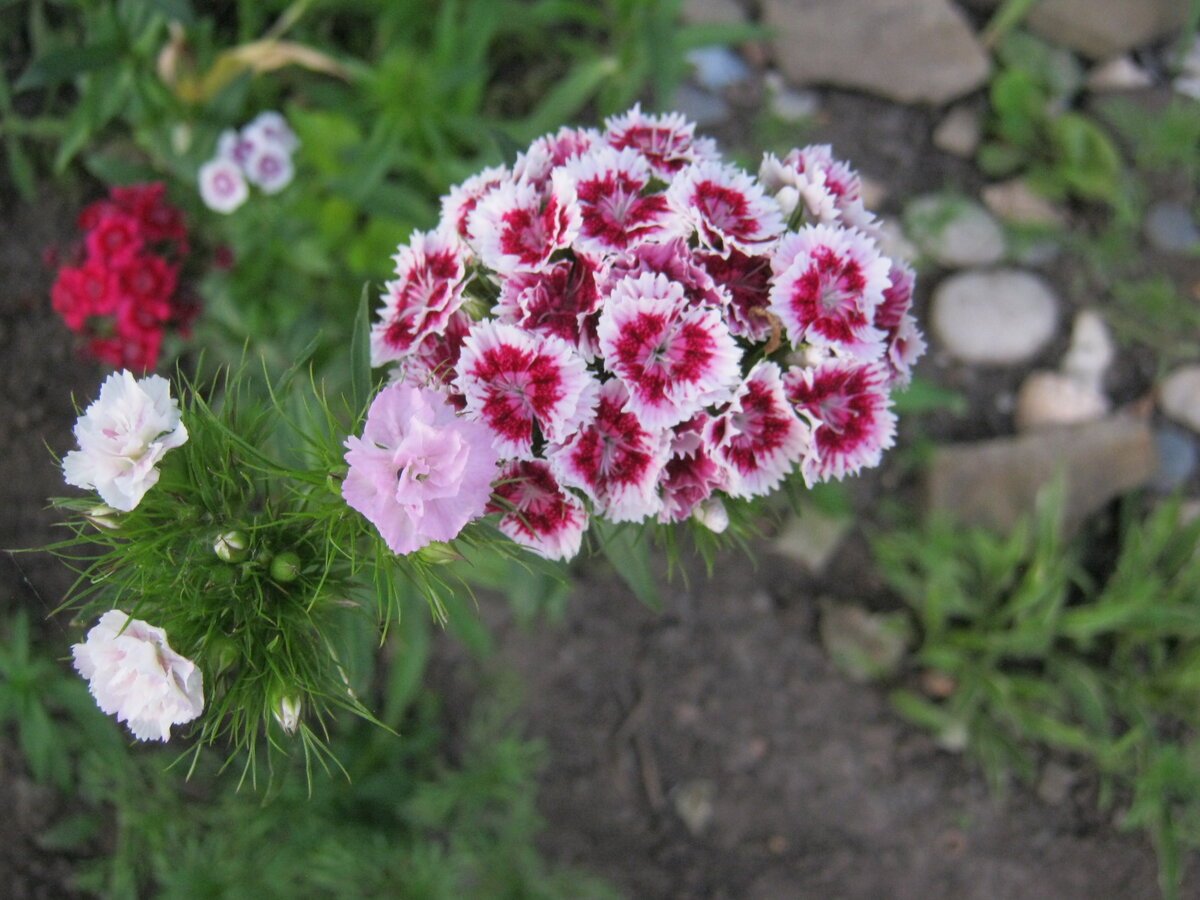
[15,40,124,92]
[349,284,372,416]
[592,519,662,611]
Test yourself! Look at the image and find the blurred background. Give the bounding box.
[1,0,1198,896]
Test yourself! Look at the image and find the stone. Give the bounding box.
[771,508,852,574]
[981,179,1067,228]
[671,779,716,835]
[1061,310,1114,388]
[1160,365,1200,433]
[1144,201,1200,256]
[1015,371,1109,432]
[762,0,990,105]
[671,83,730,128]
[1151,426,1198,493]
[933,105,982,158]
[682,0,747,25]
[818,599,912,683]
[687,46,752,91]
[1175,36,1200,100]
[907,195,1006,268]
[932,269,1059,365]
[927,415,1158,533]
[875,218,919,266]
[1086,56,1155,92]
[1024,0,1187,60]
[764,71,820,122]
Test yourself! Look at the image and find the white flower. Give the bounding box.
[274,695,302,734]
[199,157,249,214]
[62,370,188,512]
[243,110,300,155]
[243,141,295,194]
[72,610,204,742]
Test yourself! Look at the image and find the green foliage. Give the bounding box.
[875,493,1200,898]
[1107,276,1200,371]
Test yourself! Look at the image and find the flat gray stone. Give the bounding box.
[819,600,912,683]
[772,508,852,574]
[1145,201,1200,255]
[932,269,1059,365]
[1015,371,1109,432]
[1086,56,1155,92]
[933,105,982,158]
[927,415,1157,533]
[1160,365,1200,433]
[907,195,1006,268]
[763,0,990,105]
[981,179,1066,228]
[968,0,1186,59]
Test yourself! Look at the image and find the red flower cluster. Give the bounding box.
[51,183,197,371]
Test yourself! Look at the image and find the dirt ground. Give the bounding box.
[0,87,1193,897]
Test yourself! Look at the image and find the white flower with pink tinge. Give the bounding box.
[513,126,602,188]
[597,273,741,430]
[784,359,896,484]
[488,460,589,561]
[873,262,926,388]
[769,224,891,360]
[468,179,580,275]
[243,141,294,195]
[705,362,809,499]
[72,610,203,742]
[760,145,878,234]
[198,157,248,214]
[548,379,671,523]
[342,382,500,555]
[455,320,598,459]
[370,230,468,367]
[494,258,603,361]
[603,103,720,180]
[556,146,676,256]
[666,160,785,258]
[441,165,510,242]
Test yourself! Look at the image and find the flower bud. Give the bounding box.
[270,551,302,583]
[85,505,121,531]
[207,635,240,675]
[418,542,462,565]
[273,695,302,734]
[775,186,800,217]
[213,530,249,563]
[693,498,729,534]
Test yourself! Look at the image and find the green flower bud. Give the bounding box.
[214,530,249,563]
[419,542,461,565]
[270,551,302,583]
[208,635,240,675]
[273,695,302,734]
[85,505,121,531]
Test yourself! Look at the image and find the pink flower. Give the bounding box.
[342,383,500,555]
[85,211,144,263]
[468,179,579,275]
[494,257,603,361]
[874,262,926,387]
[401,309,473,393]
[72,610,204,742]
[548,379,669,523]
[455,321,597,458]
[769,224,891,359]
[597,273,741,429]
[557,146,674,255]
[601,238,725,309]
[441,165,510,241]
[705,362,809,498]
[785,359,896,484]
[604,104,719,180]
[488,460,588,561]
[370,230,468,366]
[666,161,784,257]
[699,249,774,341]
[657,414,727,523]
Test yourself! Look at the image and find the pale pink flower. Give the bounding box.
[198,157,248,214]
[243,110,300,155]
[72,610,203,742]
[604,104,719,180]
[705,362,809,498]
[441,165,510,241]
[63,371,189,512]
[769,224,891,359]
[548,379,670,523]
[455,321,597,458]
[666,160,784,257]
[370,230,468,366]
[468,179,579,275]
[488,460,588,561]
[556,146,675,255]
[494,258,603,361]
[217,128,255,167]
[342,382,500,555]
[874,262,926,387]
[597,273,741,429]
[784,359,896,484]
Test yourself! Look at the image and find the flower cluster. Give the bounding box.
[199,111,299,214]
[50,183,194,371]
[366,106,924,562]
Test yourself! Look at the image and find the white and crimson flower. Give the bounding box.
[442,165,510,242]
[557,146,675,255]
[494,257,603,361]
[597,273,741,429]
[468,179,579,275]
[487,460,588,561]
[657,414,727,524]
[63,370,189,512]
[874,262,926,387]
[455,320,597,458]
[399,309,473,393]
[514,126,602,188]
[72,610,203,742]
[601,238,726,309]
[666,160,784,257]
[604,104,718,180]
[705,362,809,499]
[770,224,891,359]
[785,359,896,484]
[370,230,468,366]
[548,379,670,523]
[700,249,775,341]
